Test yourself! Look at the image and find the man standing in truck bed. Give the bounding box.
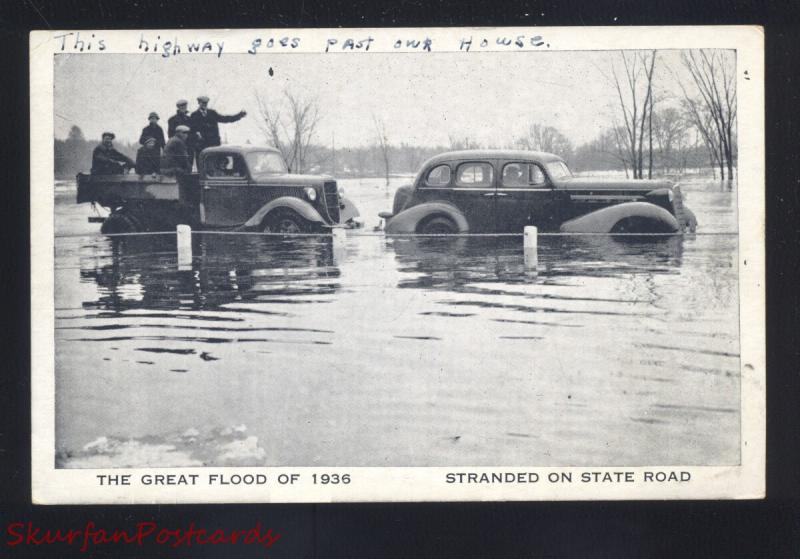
[162,125,192,176]
[190,95,246,168]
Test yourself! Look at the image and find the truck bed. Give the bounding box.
[76,173,200,206]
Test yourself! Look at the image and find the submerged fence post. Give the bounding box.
[332,227,347,264]
[524,225,538,275]
[177,224,192,270]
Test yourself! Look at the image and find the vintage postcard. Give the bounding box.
[30,26,764,503]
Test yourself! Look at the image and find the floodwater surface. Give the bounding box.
[54,178,740,467]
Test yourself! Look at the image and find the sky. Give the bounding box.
[53,50,733,149]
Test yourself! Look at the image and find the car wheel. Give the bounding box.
[263,209,310,234]
[418,216,458,235]
[101,211,143,234]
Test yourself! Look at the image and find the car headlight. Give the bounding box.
[304,187,317,201]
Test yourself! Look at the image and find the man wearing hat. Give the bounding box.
[162,125,192,177]
[168,100,194,169]
[139,111,166,152]
[190,95,246,167]
[91,132,135,175]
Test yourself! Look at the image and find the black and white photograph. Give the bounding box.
[30,27,765,503]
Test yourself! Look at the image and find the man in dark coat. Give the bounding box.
[190,95,246,167]
[168,100,194,169]
[139,112,166,152]
[161,125,192,176]
[91,132,134,175]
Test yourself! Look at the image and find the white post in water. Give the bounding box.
[524,225,538,275]
[332,227,347,264]
[177,224,192,270]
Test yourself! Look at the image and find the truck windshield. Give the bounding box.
[545,161,572,180]
[245,152,288,175]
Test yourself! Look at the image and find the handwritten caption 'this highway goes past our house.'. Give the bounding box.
[53,32,550,58]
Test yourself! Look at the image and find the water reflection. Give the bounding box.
[388,235,684,290]
[80,235,341,313]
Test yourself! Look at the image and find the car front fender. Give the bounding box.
[384,202,469,234]
[560,202,680,234]
[244,196,327,229]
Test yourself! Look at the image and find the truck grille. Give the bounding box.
[321,181,340,224]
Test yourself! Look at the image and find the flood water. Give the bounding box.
[54,177,740,467]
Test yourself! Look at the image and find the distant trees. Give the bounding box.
[255,89,321,173]
[515,124,573,160]
[675,50,737,180]
[372,115,391,185]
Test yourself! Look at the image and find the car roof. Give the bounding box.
[422,149,565,167]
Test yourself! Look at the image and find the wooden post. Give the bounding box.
[524,225,538,275]
[177,224,192,270]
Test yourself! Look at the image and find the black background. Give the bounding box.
[1,1,799,557]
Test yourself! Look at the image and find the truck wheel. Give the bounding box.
[101,212,143,234]
[263,209,311,234]
[418,216,458,235]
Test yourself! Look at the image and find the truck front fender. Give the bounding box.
[244,196,327,229]
[339,195,360,224]
[385,202,469,234]
[560,202,680,234]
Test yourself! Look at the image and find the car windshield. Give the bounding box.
[245,151,288,175]
[546,161,572,180]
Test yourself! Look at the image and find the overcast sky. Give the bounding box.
[53,50,732,149]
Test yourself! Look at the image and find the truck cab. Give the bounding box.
[77,145,360,234]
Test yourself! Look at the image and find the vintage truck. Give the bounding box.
[379,150,697,234]
[77,145,360,234]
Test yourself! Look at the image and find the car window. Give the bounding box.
[531,164,547,186]
[502,163,527,186]
[205,154,246,178]
[425,164,451,186]
[456,162,493,187]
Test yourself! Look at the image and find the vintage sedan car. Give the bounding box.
[379,150,696,234]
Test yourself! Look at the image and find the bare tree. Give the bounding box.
[372,115,391,185]
[607,50,658,179]
[676,49,737,180]
[652,107,689,174]
[255,89,321,173]
[515,123,574,159]
[448,134,480,150]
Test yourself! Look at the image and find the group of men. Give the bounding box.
[90,96,247,176]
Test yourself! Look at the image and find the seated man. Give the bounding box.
[503,164,526,186]
[91,132,135,175]
[135,137,161,175]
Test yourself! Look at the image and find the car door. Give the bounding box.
[201,153,252,227]
[494,161,558,232]
[414,161,498,233]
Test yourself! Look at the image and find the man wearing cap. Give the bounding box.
[190,95,246,167]
[162,125,192,176]
[139,112,166,152]
[168,100,192,138]
[91,132,135,175]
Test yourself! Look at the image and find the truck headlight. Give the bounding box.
[337,186,345,196]
[304,187,317,201]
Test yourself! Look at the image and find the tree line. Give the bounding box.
[55,49,736,182]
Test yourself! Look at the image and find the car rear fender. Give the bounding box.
[560,202,680,233]
[244,196,327,228]
[385,202,468,234]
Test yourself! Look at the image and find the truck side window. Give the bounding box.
[425,164,451,186]
[205,155,245,178]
